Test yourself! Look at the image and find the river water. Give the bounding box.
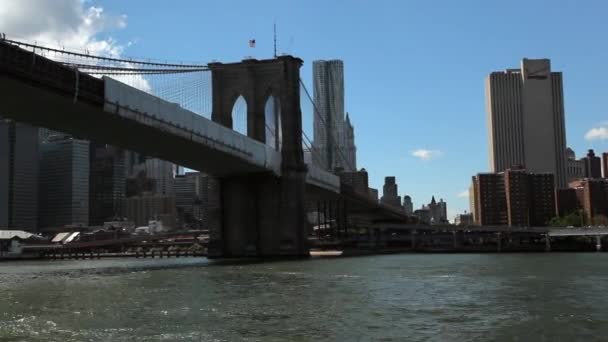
[1,253,608,341]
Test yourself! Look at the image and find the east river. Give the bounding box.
[1,254,608,341]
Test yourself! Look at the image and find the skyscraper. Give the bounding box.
[582,149,601,179]
[403,195,413,215]
[174,172,208,228]
[422,196,448,224]
[130,158,175,196]
[566,147,584,183]
[39,134,90,229]
[344,113,357,172]
[338,168,369,196]
[380,176,401,209]
[603,152,608,179]
[486,58,567,188]
[89,144,126,225]
[0,119,39,231]
[312,59,356,172]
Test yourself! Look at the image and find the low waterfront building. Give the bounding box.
[0,230,42,258]
[122,193,176,229]
[563,178,608,225]
[454,213,474,225]
[471,168,555,226]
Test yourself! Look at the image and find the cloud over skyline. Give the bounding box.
[585,123,608,141]
[0,0,127,57]
[411,149,443,161]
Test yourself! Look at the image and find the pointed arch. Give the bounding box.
[264,94,282,150]
[231,95,248,135]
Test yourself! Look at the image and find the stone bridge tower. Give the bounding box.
[206,56,308,258]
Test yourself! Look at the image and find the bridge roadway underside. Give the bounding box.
[0,74,273,176]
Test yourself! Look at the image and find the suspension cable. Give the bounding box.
[299,79,356,172]
[3,38,209,69]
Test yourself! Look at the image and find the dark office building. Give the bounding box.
[338,168,369,196]
[89,144,126,225]
[380,176,401,209]
[603,152,608,179]
[39,135,90,230]
[0,119,39,231]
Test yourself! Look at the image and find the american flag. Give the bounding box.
[249,39,256,48]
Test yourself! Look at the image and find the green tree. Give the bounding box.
[547,212,583,227]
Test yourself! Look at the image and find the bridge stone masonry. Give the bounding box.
[205,57,309,258]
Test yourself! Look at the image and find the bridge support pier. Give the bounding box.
[453,231,464,249]
[205,55,308,259]
[496,232,502,252]
[411,230,417,250]
[207,169,308,258]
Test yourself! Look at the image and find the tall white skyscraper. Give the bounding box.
[312,60,356,172]
[486,58,567,188]
[0,119,39,231]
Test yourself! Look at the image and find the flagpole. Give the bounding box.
[273,22,277,58]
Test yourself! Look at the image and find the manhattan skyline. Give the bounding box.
[1,1,607,219]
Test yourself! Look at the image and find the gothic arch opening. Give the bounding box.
[264,95,282,150]
[231,95,248,136]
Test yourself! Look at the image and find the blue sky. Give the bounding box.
[7,0,608,219]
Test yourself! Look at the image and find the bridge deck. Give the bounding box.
[0,40,340,192]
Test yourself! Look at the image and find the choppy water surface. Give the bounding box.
[1,254,608,341]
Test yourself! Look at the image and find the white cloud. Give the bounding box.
[0,1,152,93]
[585,124,608,141]
[411,149,443,160]
[0,0,127,57]
[457,190,469,198]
